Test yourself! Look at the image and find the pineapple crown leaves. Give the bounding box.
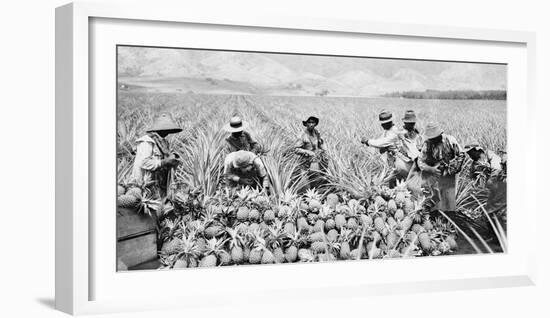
[175,235,201,260]
[264,220,287,249]
[318,204,333,219]
[204,237,229,256]
[225,228,245,249]
[304,188,322,203]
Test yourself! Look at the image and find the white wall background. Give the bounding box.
[0,0,547,317]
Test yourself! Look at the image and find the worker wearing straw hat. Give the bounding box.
[294,116,327,187]
[417,122,465,212]
[224,116,262,154]
[223,150,270,191]
[131,113,182,196]
[361,110,412,182]
[464,140,502,184]
[400,110,423,160]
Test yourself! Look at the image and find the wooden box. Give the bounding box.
[116,207,158,270]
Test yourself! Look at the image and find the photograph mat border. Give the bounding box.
[55,2,537,315]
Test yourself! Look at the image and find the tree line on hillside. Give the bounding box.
[382,89,506,100]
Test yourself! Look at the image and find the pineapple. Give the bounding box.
[161,238,182,255]
[117,194,139,208]
[327,229,339,242]
[394,209,405,221]
[227,228,245,264]
[218,251,232,265]
[385,250,401,258]
[248,209,260,222]
[438,241,451,254]
[374,196,387,209]
[346,217,359,230]
[387,217,398,230]
[236,207,249,221]
[418,232,432,252]
[324,218,336,231]
[350,248,365,260]
[308,232,325,243]
[284,222,296,235]
[422,220,434,231]
[411,224,425,234]
[311,241,327,253]
[387,200,397,214]
[359,214,373,227]
[374,217,386,233]
[308,200,322,212]
[386,232,399,249]
[298,248,314,262]
[313,220,325,233]
[263,209,275,223]
[445,236,458,250]
[199,255,217,267]
[277,205,292,219]
[125,187,143,199]
[174,259,188,269]
[403,198,414,213]
[297,217,309,231]
[326,193,339,209]
[339,241,351,259]
[261,250,275,264]
[204,225,222,239]
[334,214,346,230]
[304,188,322,204]
[400,216,413,232]
[285,245,298,262]
[230,246,244,264]
[273,247,285,263]
[307,212,319,225]
[249,248,263,264]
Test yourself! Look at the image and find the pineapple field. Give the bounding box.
[117,91,507,270]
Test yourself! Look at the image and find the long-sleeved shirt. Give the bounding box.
[400,129,423,160]
[131,134,170,186]
[225,131,260,153]
[469,150,502,180]
[417,134,464,175]
[223,151,268,188]
[294,128,324,155]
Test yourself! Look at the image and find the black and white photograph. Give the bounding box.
[116,45,507,271]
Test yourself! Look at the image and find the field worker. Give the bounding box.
[361,110,411,182]
[224,116,262,154]
[131,113,182,196]
[464,140,502,185]
[224,150,270,192]
[400,110,423,158]
[417,123,465,212]
[294,116,328,188]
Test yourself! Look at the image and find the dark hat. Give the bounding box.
[379,110,393,124]
[424,122,443,139]
[464,140,483,153]
[224,116,248,133]
[402,110,417,123]
[302,116,319,126]
[146,113,182,134]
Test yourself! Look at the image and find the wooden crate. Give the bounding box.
[116,207,158,270]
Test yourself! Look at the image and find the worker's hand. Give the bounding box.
[430,164,442,176]
[360,137,369,146]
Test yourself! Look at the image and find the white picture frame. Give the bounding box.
[55,1,537,315]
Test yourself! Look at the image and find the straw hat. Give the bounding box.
[424,122,443,139]
[146,113,182,134]
[224,116,248,133]
[232,150,254,168]
[378,110,393,124]
[302,116,319,126]
[402,110,417,123]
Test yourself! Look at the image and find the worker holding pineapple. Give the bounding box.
[294,116,327,186]
[361,110,413,183]
[224,116,263,154]
[417,123,465,212]
[131,113,183,197]
[464,141,502,185]
[223,150,270,192]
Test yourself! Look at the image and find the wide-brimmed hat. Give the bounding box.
[146,113,182,134]
[224,116,248,133]
[302,116,319,126]
[232,150,254,168]
[379,110,393,124]
[402,110,417,123]
[464,140,483,153]
[424,122,443,139]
